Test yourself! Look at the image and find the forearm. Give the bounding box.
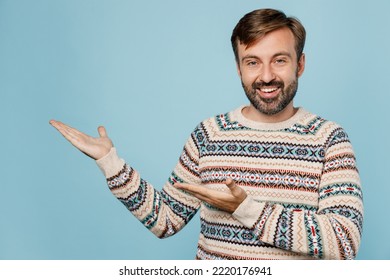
[233,192,362,259]
[96,148,201,238]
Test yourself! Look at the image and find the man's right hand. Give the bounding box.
[50,120,113,160]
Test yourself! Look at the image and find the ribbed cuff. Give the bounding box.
[232,196,265,228]
[95,147,125,178]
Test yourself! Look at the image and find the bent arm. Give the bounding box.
[233,128,363,259]
[51,119,203,238]
[96,130,203,238]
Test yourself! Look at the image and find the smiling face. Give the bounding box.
[237,27,305,122]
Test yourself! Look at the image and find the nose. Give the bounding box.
[259,64,275,83]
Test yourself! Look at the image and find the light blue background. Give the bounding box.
[1,0,388,260]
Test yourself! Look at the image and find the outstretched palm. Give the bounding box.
[50,120,113,160]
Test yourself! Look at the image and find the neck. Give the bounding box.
[242,102,297,123]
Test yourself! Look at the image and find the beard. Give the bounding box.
[241,77,298,115]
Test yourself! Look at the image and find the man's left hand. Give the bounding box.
[174,178,247,213]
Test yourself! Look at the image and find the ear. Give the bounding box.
[297,53,305,77]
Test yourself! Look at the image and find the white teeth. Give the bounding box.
[261,88,277,93]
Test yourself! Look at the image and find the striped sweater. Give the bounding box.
[96,105,363,260]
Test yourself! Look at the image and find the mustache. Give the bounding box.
[252,81,284,89]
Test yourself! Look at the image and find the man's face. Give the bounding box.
[237,27,305,116]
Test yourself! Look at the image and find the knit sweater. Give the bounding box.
[96,105,363,260]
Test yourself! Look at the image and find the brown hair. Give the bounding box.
[231,9,306,62]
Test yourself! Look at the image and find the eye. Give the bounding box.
[273,55,291,65]
[241,56,261,68]
[274,58,287,65]
[246,60,258,66]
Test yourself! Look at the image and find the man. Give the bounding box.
[50,9,363,260]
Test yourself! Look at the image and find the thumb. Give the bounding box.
[225,178,244,197]
[98,126,108,137]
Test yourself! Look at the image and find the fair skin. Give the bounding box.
[50,119,246,213]
[176,28,305,211]
[238,27,305,123]
[50,27,304,214]
[49,121,113,160]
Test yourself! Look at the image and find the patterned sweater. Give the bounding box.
[96,105,363,260]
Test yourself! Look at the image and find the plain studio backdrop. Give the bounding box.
[0,0,388,260]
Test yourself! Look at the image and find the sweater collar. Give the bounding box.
[231,104,309,131]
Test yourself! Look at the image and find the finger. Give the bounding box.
[176,187,218,206]
[49,119,62,130]
[58,124,79,140]
[98,126,108,138]
[175,183,202,193]
[225,178,238,190]
[176,183,228,201]
[50,120,72,137]
[50,120,87,147]
[183,190,233,211]
[50,120,73,134]
[175,183,213,197]
[51,120,86,137]
[225,178,234,187]
[185,191,209,202]
[225,178,245,198]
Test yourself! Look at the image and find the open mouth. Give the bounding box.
[261,87,278,93]
[257,87,280,98]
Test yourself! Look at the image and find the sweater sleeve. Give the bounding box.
[232,126,363,259]
[96,126,202,238]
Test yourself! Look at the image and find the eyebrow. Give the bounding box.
[273,52,293,59]
[241,52,293,63]
[241,55,259,63]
